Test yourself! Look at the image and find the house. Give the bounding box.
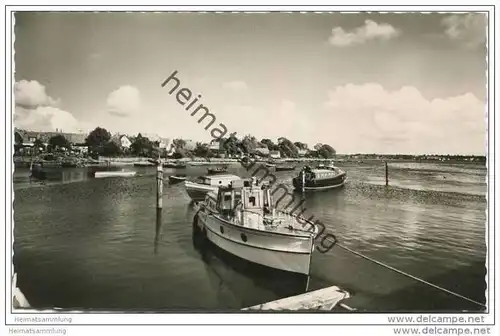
[208,139,227,157]
[297,149,308,157]
[110,134,132,149]
[269,150,281,159]
[14,128,86,146]
[184,140,196,151]
[253,147,270,157]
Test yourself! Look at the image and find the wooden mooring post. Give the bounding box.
[154,156,163,254]
[385,161,389,186]
[156,158,163,210]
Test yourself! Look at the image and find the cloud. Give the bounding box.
[106,85,141,117]
[218,99,313,144]
[441,13,487,49]
[14,80,60,108]
[13,80,81,133]
[328,20,400,47]
[323,84,485,154]
[222,80,248,91]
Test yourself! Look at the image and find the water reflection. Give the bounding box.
[13,161,487,311]
[192,229,310,308]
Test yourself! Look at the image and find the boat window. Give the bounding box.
[221,192,232,209]
[245,191,261,209]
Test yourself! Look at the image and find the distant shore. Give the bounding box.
[13,154,486,169]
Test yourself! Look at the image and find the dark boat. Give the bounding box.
[169,174,187,184]
[207,166,228,175]
[275,165,296,172]
[163,161,187,169]
[292,165,347,192]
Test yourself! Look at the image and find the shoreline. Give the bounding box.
[12,155,486,169]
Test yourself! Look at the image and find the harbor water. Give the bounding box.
[12,161,487,312]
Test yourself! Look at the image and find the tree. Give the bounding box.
[240,135,259,154]
[277,137,299,158]
[193,142,213,158]
[15,132,23,146]
[318,144,336,159]
[294,142,308,150]
[222,133,241,156]
[48,134,70,150]
[314,143,323,151]
[102,141,122,157]
[33,139,45,152]
[261,138,279,151]
[14,132,24,155]
[130,133,154,157]
[85,127,111,152]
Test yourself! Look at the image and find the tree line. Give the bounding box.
[16,126,337,159]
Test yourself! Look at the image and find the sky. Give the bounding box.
[13,12,487,154]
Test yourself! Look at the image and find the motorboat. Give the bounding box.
[184,174,241,202]
[192,177,318,275]
[207,166,229,175]
[163,161,187,169]
[275,164,296,172]
[292,165,347,191]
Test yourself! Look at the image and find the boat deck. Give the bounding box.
[216,209,316,237]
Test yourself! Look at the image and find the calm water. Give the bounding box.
[12,161,487,312]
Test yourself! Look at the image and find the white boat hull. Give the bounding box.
[94,171,137,178]
[198,212,314,275]
[184,181,218,201]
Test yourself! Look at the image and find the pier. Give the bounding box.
[243,286,351,311]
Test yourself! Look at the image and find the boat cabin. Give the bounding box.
[212,178,273,217]
[197,174,241,187]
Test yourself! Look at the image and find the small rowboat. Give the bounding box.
[207,166,228,175]
[169,175,187,184]
[275,165,296,171]
[163,162,187,169]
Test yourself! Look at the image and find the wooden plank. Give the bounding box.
[243,286,350,311]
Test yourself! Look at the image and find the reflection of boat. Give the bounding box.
[193,177,318,275]
[92,170,137,178]
[169,174,187,184]
[30,162,46,180]
[207,166,228,175]
[275,164,296,171]
[184,174,241,202]
[292,165,347,191]
[192,228,310,308]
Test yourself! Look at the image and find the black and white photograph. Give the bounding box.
[3,2,498,335]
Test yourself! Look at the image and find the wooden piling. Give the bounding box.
[385,161,389,186]
[156,158,163,210]
[155,157,163,254]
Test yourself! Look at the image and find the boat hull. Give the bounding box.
[184,181,217,201]
[292,172,347,191]
[275,166,296,171]
[169,176,187,184]
[197,212,314,275]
